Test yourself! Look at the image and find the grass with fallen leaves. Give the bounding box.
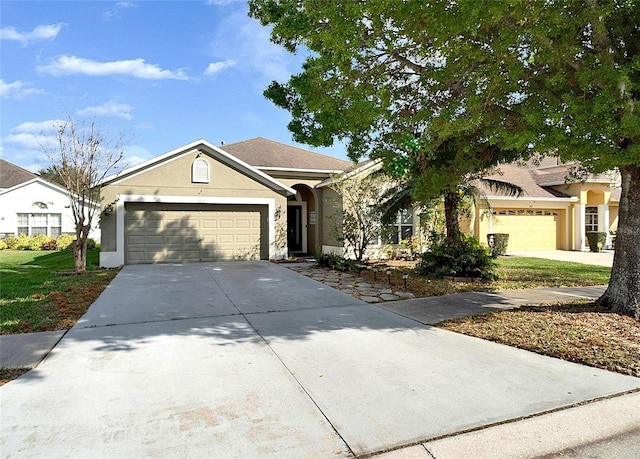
[0,250,119,334]
[438,300,640,377]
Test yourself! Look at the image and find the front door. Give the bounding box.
[287,205,302,253]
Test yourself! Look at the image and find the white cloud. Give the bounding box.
[204,60,237,76]
[0,23,64,45]
[12,120,64,134]
[103,2,137,20]
[36,55,190,80]
[0,79,45,99]
[1,120,63,164]
[77,100,134,120]
[122,145,154,168]
[211,12,305,87]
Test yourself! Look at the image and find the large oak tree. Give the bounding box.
[250,0,640,318]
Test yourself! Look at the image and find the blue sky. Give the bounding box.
[1,0,348,172]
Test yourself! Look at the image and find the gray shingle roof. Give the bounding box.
[0,159,37,189]
[477,164,571,198]
[221,138,354,171]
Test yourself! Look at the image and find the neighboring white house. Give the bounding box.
[0,159,100,242]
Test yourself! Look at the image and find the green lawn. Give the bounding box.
[493,256,611,289]
[367,256,611,297]
[0,250,119,334]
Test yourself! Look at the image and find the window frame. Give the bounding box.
[16,213,62,237]
[585,206,598,233]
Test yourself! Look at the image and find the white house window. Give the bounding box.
[585,206,598,233]
[192,157,210,183]
[385,209,414,244]
[16,213,62,237]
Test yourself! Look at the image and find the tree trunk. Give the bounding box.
[73,223,89,275]
[443,191,463,246]
[596,164,640,320]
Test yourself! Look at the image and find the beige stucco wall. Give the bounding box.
[321,187,342,247]
[102,153,280,204]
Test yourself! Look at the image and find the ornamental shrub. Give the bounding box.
[30,234,56,250]
[56,234,75,250]
[586,231,607,252]
[416,232,496,280]
[0,240,7,250]
[13,233,32,250]
[4,236,17,249]
[487,233,510,257]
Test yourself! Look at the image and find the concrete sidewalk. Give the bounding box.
[378,285,607,325]
[1,263,638,458]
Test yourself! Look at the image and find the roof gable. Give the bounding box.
[0,159,37,189]
[221,137,353,172]
[0,177,71,197]
[100,139,296,195]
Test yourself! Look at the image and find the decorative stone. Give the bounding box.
[380,293,400,301]
[395,292,415,299]
[359,296,381,303]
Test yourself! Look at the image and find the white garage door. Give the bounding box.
[491,209,562,251]
[125,203,266,264]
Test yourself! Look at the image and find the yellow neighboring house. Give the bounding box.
[471,157,619,252]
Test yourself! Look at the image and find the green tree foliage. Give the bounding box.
[250,0,640,318]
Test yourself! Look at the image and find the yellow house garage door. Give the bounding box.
[491,209,562,251]
[125,203,266,264]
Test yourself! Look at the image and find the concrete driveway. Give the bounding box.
[1,262,638,458]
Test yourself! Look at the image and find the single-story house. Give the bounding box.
[0,159,100,242]
[98,138,353,267]
[97,138,620,267]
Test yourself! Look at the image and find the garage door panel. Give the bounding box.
[128,251,145,262]
[491,209,562,251]
[236,234,251,243]
[125,203,266,264]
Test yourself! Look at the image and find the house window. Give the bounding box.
[17,214,28,235]
[49,214,62,238]
[16,213,62,237]
[192,157,210,183]
[385,209,414,244]
[585,206,598,233]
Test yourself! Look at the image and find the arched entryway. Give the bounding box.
[287,184,317,255]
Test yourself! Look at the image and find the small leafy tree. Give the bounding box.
[43,117,125,274]
[327,170,389,261]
